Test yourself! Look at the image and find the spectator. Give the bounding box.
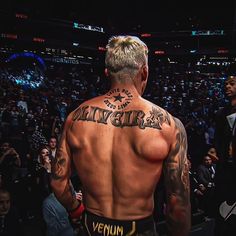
[26,146,52,219]
[0,188,24,236]
[40,146,79,236]
[42,192,76,236]
[207,146,219,163]
[197,154,216,217]
[214,75,236,235]
[48,137,57,159]
[215,75,236,163]
[187,158,205,213]
[17,94,28,114]
[0,142,21,189]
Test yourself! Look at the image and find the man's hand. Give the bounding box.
[75,190,83,201]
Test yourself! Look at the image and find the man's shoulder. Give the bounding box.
[150,103,180,127]
[170,115,186,133]
[143,99,174,119]
[142,101,178,143]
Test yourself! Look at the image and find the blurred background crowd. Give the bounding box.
[0,0,236,235]
[0,57,233,235]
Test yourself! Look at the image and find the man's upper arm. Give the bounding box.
[50,114,77,211]
[51,118,71,182]
[163,117,191,236]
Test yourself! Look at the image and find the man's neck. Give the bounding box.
[109,83,141,97]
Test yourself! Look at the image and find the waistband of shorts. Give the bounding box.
[83,210,155,234]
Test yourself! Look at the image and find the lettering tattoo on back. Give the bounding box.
[72,105,171,130]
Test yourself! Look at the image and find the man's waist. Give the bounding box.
[83,210,155,235]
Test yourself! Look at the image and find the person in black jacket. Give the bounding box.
[214,76,236,164]
[187,158,205,213]
[197,155,216,217]
[197,156,216,189]
[214,75,236,236]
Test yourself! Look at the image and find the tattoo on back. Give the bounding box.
[72,105,171,130]
[104,88,133,110]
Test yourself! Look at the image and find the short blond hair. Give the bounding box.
[105,35,148,77]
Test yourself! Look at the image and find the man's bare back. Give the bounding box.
[51,35,190,236]
[67,87,173,219]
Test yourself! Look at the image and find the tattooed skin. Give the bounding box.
[50,126,79,211]
[51,151,67,180]
[72,105,171,130]
[104,88,133,110]
[163,118,191,236]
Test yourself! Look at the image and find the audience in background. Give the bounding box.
[0,58,233,235]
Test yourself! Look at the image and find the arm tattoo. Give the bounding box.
[50,117,79,212]
[164,118,190,235]
[51,147,78,211]
[51,154,67,180]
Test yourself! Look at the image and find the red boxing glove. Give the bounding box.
[69,202,85,219]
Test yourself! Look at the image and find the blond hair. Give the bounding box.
[105,35,148,79]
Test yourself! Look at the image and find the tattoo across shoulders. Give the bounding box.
[71,104,171,130]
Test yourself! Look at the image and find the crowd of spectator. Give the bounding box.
[0,57,233,235]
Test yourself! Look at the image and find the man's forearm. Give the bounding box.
[166,195,191,236]
[51,178,79,211]
[164,118,191,236]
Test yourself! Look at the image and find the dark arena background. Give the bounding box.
[0,1,236,235]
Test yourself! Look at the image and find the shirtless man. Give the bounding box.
[51,35,190,236]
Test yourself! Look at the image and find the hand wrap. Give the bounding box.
[69,202,85,219]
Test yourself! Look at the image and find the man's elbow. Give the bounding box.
[50,176,63,195]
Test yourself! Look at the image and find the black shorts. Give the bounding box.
[81,210,158,236]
